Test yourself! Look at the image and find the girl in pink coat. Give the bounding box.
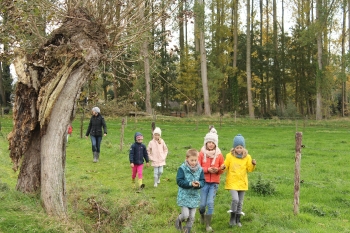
[147,127,168,187]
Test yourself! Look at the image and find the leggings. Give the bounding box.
[153,166,164,178]
[132,164,144,179]
[179,206,196,228]
[229,190,245,213]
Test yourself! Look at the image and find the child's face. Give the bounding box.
[235,145,244,154]
[206,141,216,150]
[137,138,143,143]
[153,133,160,140]
[186,155,198,167]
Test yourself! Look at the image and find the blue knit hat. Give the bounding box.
[233,134,245,148]
[134,132,143,141]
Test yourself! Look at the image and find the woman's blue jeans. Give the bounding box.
[199,182,218,215]
[90,135,102,153]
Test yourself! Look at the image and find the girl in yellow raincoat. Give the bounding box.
[221,134,256,227]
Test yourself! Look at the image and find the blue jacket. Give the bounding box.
[176,162,205,208]
[129,133,149,165]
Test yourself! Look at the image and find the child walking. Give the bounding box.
[198,128,225,232]
[67,124,73,142]
[147,127,168,187]
[175,149,205,233]
[221,134,256,227]
[129,132,149,189]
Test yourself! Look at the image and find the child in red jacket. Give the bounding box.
[198,127,225,232]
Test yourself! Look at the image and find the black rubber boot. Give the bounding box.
[236,213,242,227]
[229,212,236,226]
[199,211,205,224]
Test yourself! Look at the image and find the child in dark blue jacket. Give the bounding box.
[129,132,149,189]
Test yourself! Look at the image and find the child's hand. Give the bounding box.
[130,163,134,168]
[209,167,218,173]
[146,162,150,167]
[192,181,200,187]
[220,164,226,170]
[252,159,256,165]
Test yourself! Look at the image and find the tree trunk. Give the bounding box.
[15,126,41,192]
[179,0,185,67]
[233,0,239,111]
[273,0,282,109]
[0,63,5,105]
[143,40,152,114]
[197,0,211,116]
[341,0,347,116]
[140,1,152,114]
[8,8,106,217]
[246,0,254,118]
[266,0,271,113]
[316,0,323,120]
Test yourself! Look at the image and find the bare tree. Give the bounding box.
[4,0,175,217]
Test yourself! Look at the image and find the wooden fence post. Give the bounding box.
[294,132,303,215]
[151,121,155,138]
[80,108,85,138]
[120,118,125,151]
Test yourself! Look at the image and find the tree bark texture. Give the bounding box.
[8,8,106,217]
[294,132,302,215]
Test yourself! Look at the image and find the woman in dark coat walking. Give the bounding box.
[85,107,107,162]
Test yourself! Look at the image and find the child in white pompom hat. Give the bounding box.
[198,127,225,232]
[147,127,168,187]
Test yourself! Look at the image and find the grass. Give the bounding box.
[1,114,350,232]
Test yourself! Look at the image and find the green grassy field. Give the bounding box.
[1,115,350,233]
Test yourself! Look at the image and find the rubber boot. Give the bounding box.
[138,179,145,189]
[132,179,136,188]
[184,227,191,233]
[236,213,242,227]
[93,152,97,163]
[229,212,236,226]
[96,152,100,162]
[204,215,213,232]
[157,175,161,184]
[199,210,205,224]
[154,177,158,187]
[174,215,183,231]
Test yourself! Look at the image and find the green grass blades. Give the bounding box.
[1,115,350,232]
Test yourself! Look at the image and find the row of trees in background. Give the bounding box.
[2,1,350,119]
[97,0,350,119]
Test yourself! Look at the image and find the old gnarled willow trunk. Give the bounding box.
[8,8,107,217]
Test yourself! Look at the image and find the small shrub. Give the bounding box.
[251,175,276,196]
[301,204,326,217]
[0,182,9,192]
